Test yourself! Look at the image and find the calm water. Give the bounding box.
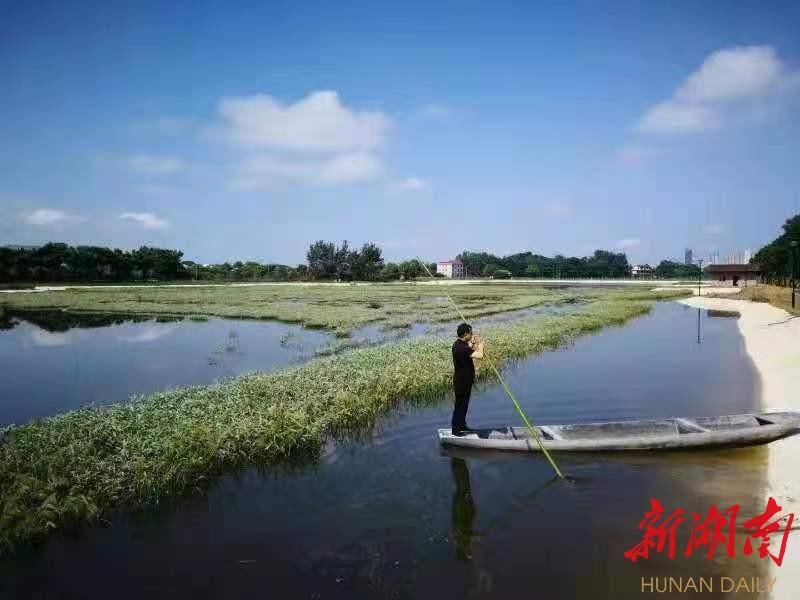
[0,311,334,424]
[0,302,771,599]
[0,303,584,425]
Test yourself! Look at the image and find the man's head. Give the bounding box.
[457,322,473,341]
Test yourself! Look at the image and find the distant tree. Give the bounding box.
[399,259,424,280]
[351,242,384,280]
[380,262,401,281]
[525,263,540,277]
[306,240,337,279]
[482,263,499,277]
[654,260,699,279]
[753,213,800,284]
[492,269,512,279]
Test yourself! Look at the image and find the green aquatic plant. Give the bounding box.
[0,282,687,334]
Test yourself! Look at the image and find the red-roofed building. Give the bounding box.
[436,259,465,278]
[705,263,761,286]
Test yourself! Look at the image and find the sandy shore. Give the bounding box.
[679,295,800,598]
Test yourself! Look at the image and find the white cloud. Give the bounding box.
[638,101,721,134]
[676,46,784,102]
[703,223,726,234]
[396,177,429,192]
[28,329,71,347]
[128,154,184,174]
[233,152,383,190]
[117,212,171,229]
[218,91,391,151]
[636,45,796,135]
[23,208,84,226]
[118,325,176,343]
[615,237,641,249]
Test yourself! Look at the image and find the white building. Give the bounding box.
[631,264,654,279]
[436,259,465,278]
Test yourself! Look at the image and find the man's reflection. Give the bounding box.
[450,457,477,561]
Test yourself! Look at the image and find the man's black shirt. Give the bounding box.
[452,339,475,390]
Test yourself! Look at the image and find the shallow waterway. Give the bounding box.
[0,301,582,425]
[0,302,773,599]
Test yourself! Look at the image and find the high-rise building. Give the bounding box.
[684,248,693,265]
[743,248,752,263]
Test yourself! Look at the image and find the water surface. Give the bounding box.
[0,302,770,599]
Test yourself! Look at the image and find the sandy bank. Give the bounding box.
[679,295,800,598]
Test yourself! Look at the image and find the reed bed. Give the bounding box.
[0,282,681,335]
[0,292,685,551]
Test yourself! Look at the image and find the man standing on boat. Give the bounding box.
[452,323,485,436]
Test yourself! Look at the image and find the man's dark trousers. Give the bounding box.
[451,383,472,431]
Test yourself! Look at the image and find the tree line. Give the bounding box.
[3,238,725,284]
[752,213,800,285]
[457,249,632,278]
[0,243,185,282]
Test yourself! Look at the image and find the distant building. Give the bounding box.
[743,248,752,263]
[436,259,465,278]
[631,264,654,279]
[705,263,761,286]
[684,248,693,265]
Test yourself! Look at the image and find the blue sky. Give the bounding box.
[2,0,799,265]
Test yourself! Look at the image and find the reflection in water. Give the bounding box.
[450,457,477,561]
[697,307,702,344]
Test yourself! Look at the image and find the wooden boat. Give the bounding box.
[438,411,800,452]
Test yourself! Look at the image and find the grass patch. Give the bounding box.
[737,284,799,315]
[0,295,673,552]
[0,282,688,335]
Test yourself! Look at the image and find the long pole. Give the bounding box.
[697,259,704,297]
[417,259,565,479]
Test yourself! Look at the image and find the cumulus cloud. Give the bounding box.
[637,46,796,134]
[23,208,84,226]
[233,152,383,190]
[396,177,429,191]
[676,46,784,102]
[615,237,641,249]
[128,154,184,174]
[218,91,391,151]
[638,102,721,134]
[117,212,171,229]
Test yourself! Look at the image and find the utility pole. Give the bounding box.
[791,241,798,310]
[697,259,704,297]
